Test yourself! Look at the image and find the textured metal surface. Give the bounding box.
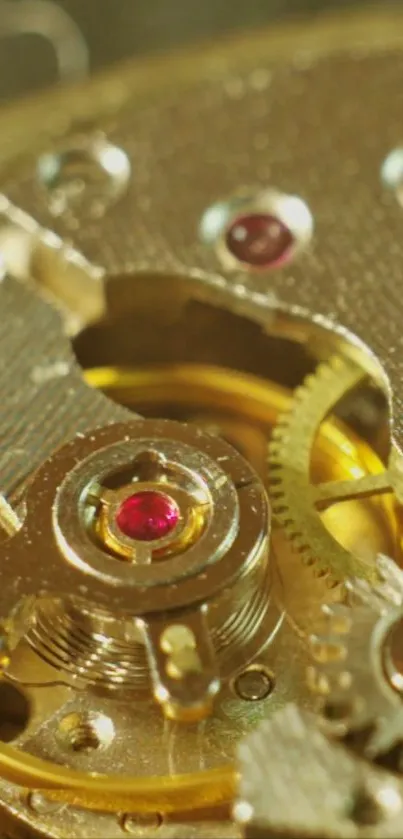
[236,704,403,837]
[0,273,125,496]
[2,10,403,471]
[0,373,392,831]
[0,9,403,838]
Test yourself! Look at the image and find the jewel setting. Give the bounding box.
[225,212,294,268]
[116,490,180,542]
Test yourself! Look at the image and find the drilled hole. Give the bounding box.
[0,681,30,742]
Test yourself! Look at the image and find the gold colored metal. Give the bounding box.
[269,355,397,582]
[1,6,403,837]
[96,480,206,563]
[0,496,22,539]
[85,363,295,480]
[2,7,403,502]
[1,7,403,483]
[0,415,273,727]
[0,366,394,826]
[87,361,398,572]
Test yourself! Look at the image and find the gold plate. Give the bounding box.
[1,7,403,838]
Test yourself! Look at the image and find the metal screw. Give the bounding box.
[233,665,274,701]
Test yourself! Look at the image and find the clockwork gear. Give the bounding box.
[3,9,403,836]
[309,555,403,772]
[268,355,397,583]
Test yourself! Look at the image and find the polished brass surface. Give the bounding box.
[0,9,403,494]
[85,361,398,569]
[0,368,395,834]
[1,417,274,728]
[269,355,396,582]
[2,9,403,465]
[0,328,398,836]
[1,7,403,838]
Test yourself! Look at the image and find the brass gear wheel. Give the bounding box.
[268,355,395,583]
[308,555,403,773]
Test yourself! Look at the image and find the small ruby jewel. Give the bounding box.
[116,491,180,541]
[225,212,294,268]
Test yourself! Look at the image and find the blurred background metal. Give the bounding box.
[0,0,401,102]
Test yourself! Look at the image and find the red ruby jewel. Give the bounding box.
[116,490,180,541]
[225,212,294,268]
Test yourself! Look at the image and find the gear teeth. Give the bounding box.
[267,354,379,583]
[309,571,403,764]
[306,665,331,695]
[308,618,352,707]
[313,568,330,580]
[326,577,342,590]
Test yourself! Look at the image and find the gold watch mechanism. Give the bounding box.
[2,6,403,838]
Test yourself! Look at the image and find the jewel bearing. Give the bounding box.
[2,418,279,720]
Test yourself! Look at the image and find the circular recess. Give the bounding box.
[88,444,214,565]
[199,188,313,271]
[233,664,275,701]
[36,135,131,219]
[50,421,260,608]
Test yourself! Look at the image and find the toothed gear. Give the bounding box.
[268,355,392,582]
[309,555,403,767]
